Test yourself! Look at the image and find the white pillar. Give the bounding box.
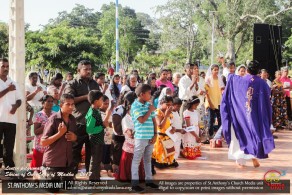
[9,0,27,167]
[211,12,215,65]
[115,0,120,73]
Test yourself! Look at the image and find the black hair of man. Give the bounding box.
[184,63,195,70]
[60,93,75,104]
[135,83,151,97]
[102,94,109,102]
[77,60,91,69]
[227,62,236,68]
[55,73,63,80]
[173,97,182,105]
[88,90,103,104]
[160,68,169,75]
[95,72,105,79]
[0,58,8,63]
[247,60,260,75]
[28,72,38,79]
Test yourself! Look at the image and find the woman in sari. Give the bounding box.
[271,71,288,130]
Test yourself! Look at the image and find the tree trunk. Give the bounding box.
[225,38,236,62]
[189,39,195,64]
[186,40,195,64]
[186,36,191,63]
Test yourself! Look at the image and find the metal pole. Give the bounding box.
[9,0,27,167]
[211,11,215,65]
[115,0,120,73]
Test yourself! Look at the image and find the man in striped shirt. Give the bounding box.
[130,84,158,192]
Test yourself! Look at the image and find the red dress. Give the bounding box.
[115,150,145,181]
[30,110,53,168]
[115,114,145,181]
[30,149,44,168]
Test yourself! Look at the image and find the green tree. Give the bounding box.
[196,0,292,62]
[284,29,292,66]
[26,25,103,72]
[98,3,150,67]
[0,22,9,58]
[162,49,187,68]
[155,0,200,63]
[155,0,291,64]
[281,10,292,43]
[133,45,164,74]
[136,13,160,52]
[47,4,101,31]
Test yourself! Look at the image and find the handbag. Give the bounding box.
[160,138,176,157]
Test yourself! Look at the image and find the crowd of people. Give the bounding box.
[0,57,291,192]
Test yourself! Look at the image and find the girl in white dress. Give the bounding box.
[182,96,201,160]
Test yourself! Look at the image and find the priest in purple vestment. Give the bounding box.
[220,60,275,167]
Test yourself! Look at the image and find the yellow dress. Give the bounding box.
[205,79,222,109]
[152,109,178,168]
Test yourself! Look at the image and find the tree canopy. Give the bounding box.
[1,1,291,75]
[0,22,9,58]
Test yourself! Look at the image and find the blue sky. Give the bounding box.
[0,0,168,30]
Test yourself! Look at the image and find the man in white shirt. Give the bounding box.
[222,62,235,77]
[94,72,113,101]
[260,69,272,88]
[219,58,236,82]
[0,58,22,169]
[25,72,46,108]
[178,63,198,117]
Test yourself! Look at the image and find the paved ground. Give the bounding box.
[1,129,291,195]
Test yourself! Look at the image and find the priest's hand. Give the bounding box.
[65,131,77,142]
[10,104,18,114]
[7,83,16,91]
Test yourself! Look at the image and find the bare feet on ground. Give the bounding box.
[252,158,260,168]
[236,161,245,168]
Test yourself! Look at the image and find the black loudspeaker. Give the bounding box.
[253,23,282,80]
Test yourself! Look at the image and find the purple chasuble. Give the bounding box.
[221,74,275,159]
